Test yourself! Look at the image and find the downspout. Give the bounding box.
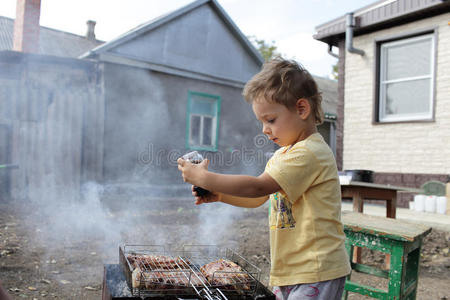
[327,44,339,58]
[345,12,364,56]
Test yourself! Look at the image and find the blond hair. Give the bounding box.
[243,57,324,124]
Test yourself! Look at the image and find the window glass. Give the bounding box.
[379,34,434,122]
[384,79,430,116]
[385,38,431,81]
[187,92,220,150]
[202,117,213,146]
[191,99,215,116]
[190,115,201,145]
[317,122,330,145]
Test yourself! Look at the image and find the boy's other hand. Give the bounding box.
[177,158,209,185]
[192,185,220,205]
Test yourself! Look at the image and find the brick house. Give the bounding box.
[314,0,450,206]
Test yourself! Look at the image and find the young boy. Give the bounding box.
[177,58,350,300]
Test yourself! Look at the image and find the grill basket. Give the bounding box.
[120,245,262,299]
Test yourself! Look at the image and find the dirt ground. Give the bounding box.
[0,197,449,300]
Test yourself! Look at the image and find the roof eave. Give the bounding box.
[313,0,449,44]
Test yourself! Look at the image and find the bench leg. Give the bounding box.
[403,247,421,299]
[384,195,397,270]
[352,192,363,264]
[342,240,354,300]
[388,243,406,299]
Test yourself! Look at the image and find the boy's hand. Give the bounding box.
[177,158,209,185]
[192,185,221,205]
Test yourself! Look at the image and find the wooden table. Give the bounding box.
[342,212,431,299]
[340,181,423,263]
[341,181,423,218]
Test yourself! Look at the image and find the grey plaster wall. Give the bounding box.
[102,62,271,194]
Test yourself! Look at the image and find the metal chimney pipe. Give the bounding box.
[345,13,364,56]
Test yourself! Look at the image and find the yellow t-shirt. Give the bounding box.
[265,132,351,286]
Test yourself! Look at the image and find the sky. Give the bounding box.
[0,0,375,78]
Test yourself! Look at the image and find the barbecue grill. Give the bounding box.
[102,245,275,300]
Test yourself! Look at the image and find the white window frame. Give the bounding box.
[378,34,435,122]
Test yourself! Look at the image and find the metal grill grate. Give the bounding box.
[120,245,261,299]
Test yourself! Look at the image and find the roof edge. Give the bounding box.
[314,0,395,31]
[313,0,449,43]
[0,50,96,69]
[0,15,104,43]
[80,0,209,58]
[97,52,248,88]
[209,0,264,65]
[80,0,263,65]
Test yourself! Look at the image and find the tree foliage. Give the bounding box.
[248,36,280,61]
[332,63,338,80]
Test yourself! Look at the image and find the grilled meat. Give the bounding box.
[127,254,190,270]
[200,259,250,289]
[132,267,204,289]
[128,254,203,290]
[127,254,251,291]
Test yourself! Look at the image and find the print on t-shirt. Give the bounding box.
[270,192,296,229]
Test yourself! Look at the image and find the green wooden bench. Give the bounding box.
[342,212,431,300]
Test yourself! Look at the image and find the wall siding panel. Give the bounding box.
[0,52,103,202]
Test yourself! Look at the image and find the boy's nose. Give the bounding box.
[262,124,271,135]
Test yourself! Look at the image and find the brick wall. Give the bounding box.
[374,172,449,207]
[336,40,346,171]
[13,0,41,53]
[343,13,450,175]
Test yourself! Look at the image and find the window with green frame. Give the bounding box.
[186,91,221,151]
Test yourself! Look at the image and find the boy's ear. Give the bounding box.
[296,98,311,120]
